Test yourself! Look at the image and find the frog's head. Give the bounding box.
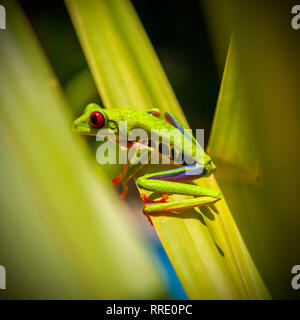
[72,103,108,136]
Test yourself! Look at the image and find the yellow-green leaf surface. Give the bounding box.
[0,0,164,299]
[66,0,270,299]
[205,0,300,299]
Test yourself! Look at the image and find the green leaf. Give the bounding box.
[66,0,270,299]
[0,0,164,299]
[206,0,300,299]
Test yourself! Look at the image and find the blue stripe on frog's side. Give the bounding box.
[150,163,204,182]
[164,112,193,143]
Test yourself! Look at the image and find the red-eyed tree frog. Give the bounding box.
[73,103,221,223]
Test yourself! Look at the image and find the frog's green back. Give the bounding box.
[104,108,175,133]
[104,108,211,166]
[74,104,213,169]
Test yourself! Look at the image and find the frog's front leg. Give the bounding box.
[112,146,152,198]
[137,164,221,214]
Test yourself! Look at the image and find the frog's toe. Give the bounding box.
[112,176,122,186]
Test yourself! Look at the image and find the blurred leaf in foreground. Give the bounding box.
[0,0,165,299]
[205,0,300,299]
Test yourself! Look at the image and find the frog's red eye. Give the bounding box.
[89,111,105,129]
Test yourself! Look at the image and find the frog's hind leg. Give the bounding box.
[111,164,129,186]
[137,163,221,214]
[142,194,220,214]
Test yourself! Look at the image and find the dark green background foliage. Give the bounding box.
[19,0,221,142]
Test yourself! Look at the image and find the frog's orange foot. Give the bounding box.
[111,164,129,186]
[112,176,122,186]
[140,193,169,204]
[120,186,128,198]
[140,193,169,226]
[140,193,148,202]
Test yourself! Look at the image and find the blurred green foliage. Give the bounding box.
[205,0,300,299]
[0,0,165,299]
